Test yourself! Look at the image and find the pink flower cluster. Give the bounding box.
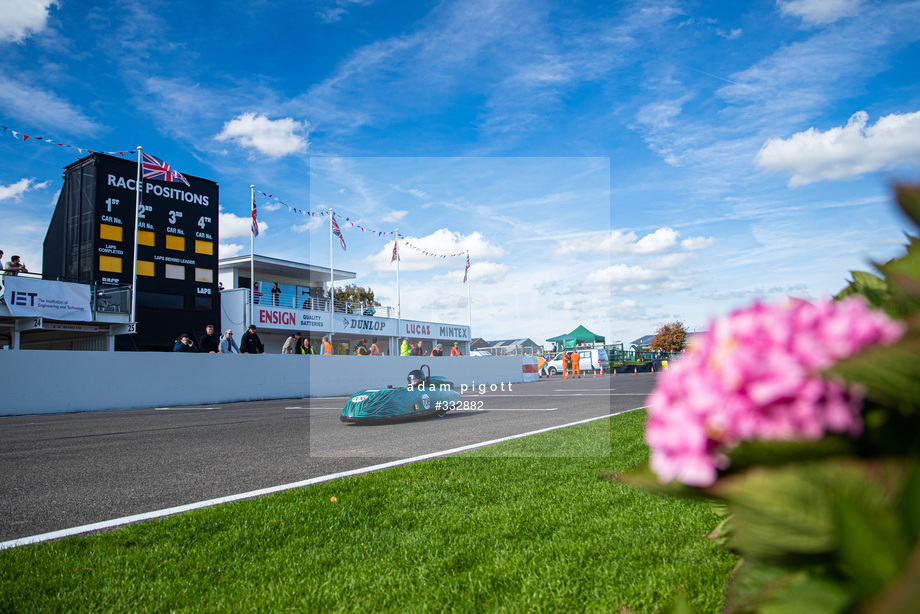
[646,297,905,487]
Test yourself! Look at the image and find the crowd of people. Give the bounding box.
[172,327,465,357]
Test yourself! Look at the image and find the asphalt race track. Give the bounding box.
[0,372,657,544]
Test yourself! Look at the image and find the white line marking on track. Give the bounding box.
[0,406,645,550]
[483,408,559,411]
[154,407,219,411]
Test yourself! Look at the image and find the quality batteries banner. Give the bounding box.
[4,277,92,321]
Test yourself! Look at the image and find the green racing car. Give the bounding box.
[340,364,462,424]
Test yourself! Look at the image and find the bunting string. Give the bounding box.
[4,121,475,266]
[1,123,137,157]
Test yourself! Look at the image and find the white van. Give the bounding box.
[544,347,609,376]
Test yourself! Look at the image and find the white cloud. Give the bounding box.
[0,75,100,135]
[219,243,245,258]
[219,210,266,239]
[582,264,698,294]
[432,261,508,284]
[292,216,325,233]
[382,210,408,222]
[756,110,920,186]
[777,0,862,25]
[717,28,743,40]
[391,185,428,200]
[0,0,56,43]
[680,236,716,250]
[365,228,506,272]
[0,178,49,201]
[215,113,309,158]
[555,227,714,256]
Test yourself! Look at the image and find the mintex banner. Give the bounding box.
[4,277,92,321]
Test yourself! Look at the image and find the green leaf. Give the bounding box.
[862,538,920,614]
[833,489,912,598]
[829,335,920,419]
[903,466,920,542]
[724,561,850,614]
[896,185,920,231]
[610,462,711,501]
[708,465,838,562]
[726,436,854,473]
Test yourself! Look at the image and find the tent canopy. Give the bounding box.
[546,325,605,347]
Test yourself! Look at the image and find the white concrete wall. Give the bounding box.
[0,352,525,416]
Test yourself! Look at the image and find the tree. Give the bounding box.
[333,284,380,306]
[650,321,687,354]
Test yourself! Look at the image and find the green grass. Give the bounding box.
[0,410,738,613]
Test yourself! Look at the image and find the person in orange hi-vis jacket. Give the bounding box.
[571,349,581,378]
[370,337,381,356]
[450,342,463,356]
[321,335,334,355]
[562,350,570,379]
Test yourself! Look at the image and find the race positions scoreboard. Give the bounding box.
[43,153,220,349]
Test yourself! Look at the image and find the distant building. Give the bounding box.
[485,338,541,355]
[631,334,655,349]
[470,338,492,351]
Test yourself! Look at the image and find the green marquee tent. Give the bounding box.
[546,325,605,347]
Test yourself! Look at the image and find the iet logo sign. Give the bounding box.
[10,291,38,307]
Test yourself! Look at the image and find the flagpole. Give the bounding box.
[131,146,142,327]
[329,209,334,346]
[396,230,401,346]
[250,185,255,327]
[467,250,472,330]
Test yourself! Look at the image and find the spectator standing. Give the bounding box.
[321,335,334,355]
[240,324,265,354]
[355,339,370,356]
[219,329,240,353]
[301,338,315,354]
[430,344,443,357]
[173,333,198,352]
[450,342,463,357]
[370,338,381,356]
[411,341,425,356]
[4,255,28,276]
[271,282,282,306]
[199,324,220,353]
[400,338,410,356]
[253,282,262,304]
[571,349,581,378]
[282,331,303,354]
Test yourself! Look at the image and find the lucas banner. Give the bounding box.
[3,277,92,321]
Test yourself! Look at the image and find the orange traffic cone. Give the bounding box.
[593,371,597,378]
[613,369,617,377]
[634,367,638,374]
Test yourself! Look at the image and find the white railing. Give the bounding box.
[250,291,395,318]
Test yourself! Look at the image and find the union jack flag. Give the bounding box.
[463,252,470,283]
[332,216,347,251]
[141,152,190,186]
[391,239,399,262]
[251,194,259,237]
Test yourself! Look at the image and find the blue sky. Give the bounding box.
[2,0,919,347]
